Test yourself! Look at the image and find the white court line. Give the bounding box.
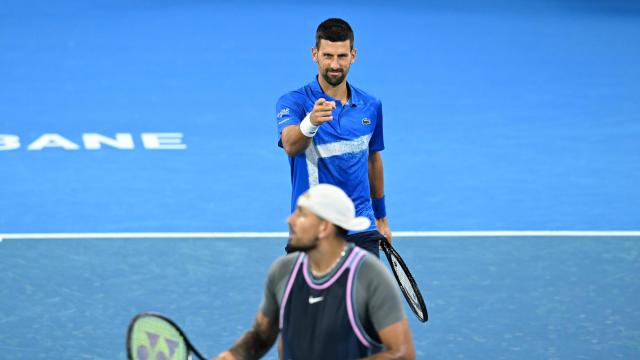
[0,231,639,240]
[394,231,640,237]
[0,232,289,240]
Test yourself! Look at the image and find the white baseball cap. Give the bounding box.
[296,184,371,231]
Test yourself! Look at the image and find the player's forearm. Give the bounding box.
[360,349,415,360]
[368,151,385,198]
[226,334,267,359]
[227,329,275,360]
[281,126,312,156]
[227,315,278,360]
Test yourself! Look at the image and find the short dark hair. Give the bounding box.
[334,225,349,239]
[315,18,354,50]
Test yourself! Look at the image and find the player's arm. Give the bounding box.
[368,151,392,241]
[280,98,336,156]
[214,256,289,360]
[358,257,414,359]
[212,312,278,360]
[360,319,415,360]
[280,125,312,156]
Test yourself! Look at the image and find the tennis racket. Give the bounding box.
[127,312,207,360]
[380,238,429,322]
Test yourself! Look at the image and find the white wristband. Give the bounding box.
[299,113,320,138]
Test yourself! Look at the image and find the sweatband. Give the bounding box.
[299,113,319,137]
[372,196,386,219]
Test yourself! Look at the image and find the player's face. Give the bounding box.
[287,206,323,249]
[313,40,356,87]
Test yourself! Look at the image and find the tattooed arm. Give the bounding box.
[212,312,278,360]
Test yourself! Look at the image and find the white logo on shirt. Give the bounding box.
[277,108,290,119]
[308,296,324,304]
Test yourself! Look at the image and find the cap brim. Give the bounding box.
[335,217,371,231]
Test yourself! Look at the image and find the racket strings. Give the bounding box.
[390,255,424,319]
[129,314,190,360]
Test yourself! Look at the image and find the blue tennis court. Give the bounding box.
[1,235,639,358]
[1,0,639,358]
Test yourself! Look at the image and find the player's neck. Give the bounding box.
[308,240,348,277]
[318,76,349,105]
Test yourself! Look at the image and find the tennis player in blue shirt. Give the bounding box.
[276,18,390,256]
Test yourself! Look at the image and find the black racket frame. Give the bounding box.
[380,238,429,322]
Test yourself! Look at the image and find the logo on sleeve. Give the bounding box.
[277,108,290,119]
[361,118,371,125]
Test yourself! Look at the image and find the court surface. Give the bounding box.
[1,235,639,358]
[1,0,640,358]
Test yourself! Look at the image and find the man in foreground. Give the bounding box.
[214,184,415,360]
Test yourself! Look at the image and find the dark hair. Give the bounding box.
[335,225,349,239]
[316,18,354,50]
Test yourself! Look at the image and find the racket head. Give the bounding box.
[127,312,206,360]
[380,239,429,322]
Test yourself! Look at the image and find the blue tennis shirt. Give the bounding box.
[276,77,384,232]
